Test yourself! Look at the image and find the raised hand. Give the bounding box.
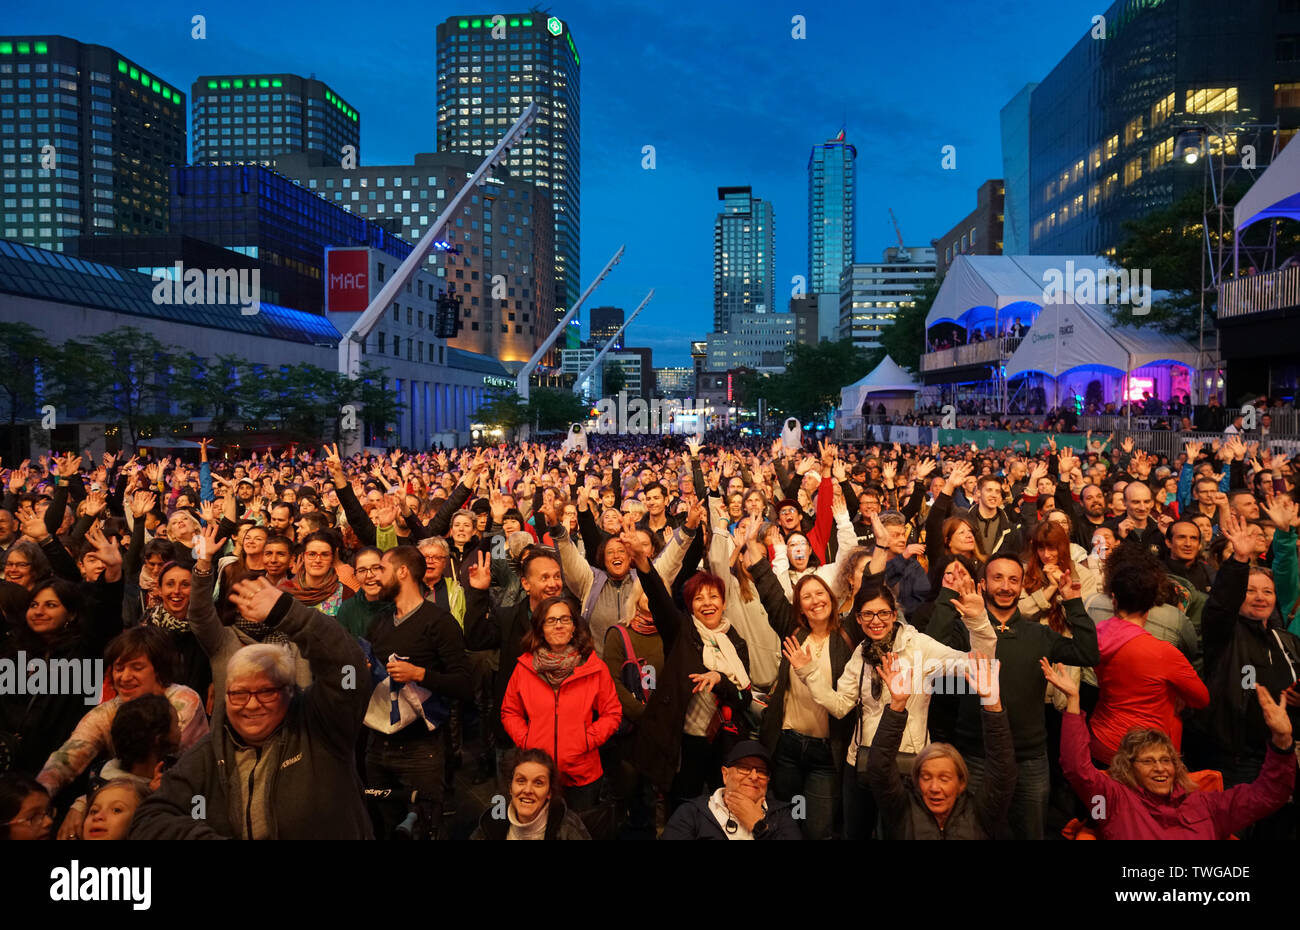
[951,573,987,623]
[684,499,707,531]
[84,524,122,574]
[1039,658,1079,699]
[962,652,1001,708]
[1257,686,1294,750]
[193,521,226,570]
[229,576,282,623]
[782,635,811,671]
[1221,511,1258,562]
[875,652,909,711]
[467,550,492,590]
[16,502,48,542]
[1121,436,1135,454]
[1263,494,1298,532]
[130,491,157,519]
[81,489,108,518]
[914,457,937,481]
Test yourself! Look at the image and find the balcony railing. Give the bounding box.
[920,336,1023,372]
[1218,265,1300,320]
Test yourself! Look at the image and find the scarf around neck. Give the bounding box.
[144,604,188,633]
[278,570,340,607]
[694,617,751,690]
[534,645,582,689]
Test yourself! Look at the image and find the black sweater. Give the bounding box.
[927,589,1099,760]
[366,600,472,737]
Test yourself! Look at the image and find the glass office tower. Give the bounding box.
[435,14,580,325]
[192,73,360,168]
[808,131,857,296]
[0,35,186,251]
[714,186,775,332]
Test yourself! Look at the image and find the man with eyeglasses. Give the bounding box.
[662,740,800,840]
[132,575,373,840]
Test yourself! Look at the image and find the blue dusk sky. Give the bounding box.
[10,0,1105,365]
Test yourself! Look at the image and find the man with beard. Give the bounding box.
[1052,447,1111,550]
[363,545,472,840]
[637,482,682,547]
[928,555,1099,840]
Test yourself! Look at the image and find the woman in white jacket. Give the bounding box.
[786,574,997,839]
[705,504,781,691]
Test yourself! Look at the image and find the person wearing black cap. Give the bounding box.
[660,740,801,840]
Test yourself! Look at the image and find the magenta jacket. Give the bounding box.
[1061,710,1296,839]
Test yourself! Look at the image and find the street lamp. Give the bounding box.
[1174,128,1204,165]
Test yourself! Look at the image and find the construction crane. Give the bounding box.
[888,208,911,262]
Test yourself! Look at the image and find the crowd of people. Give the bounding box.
[1,428,1297,841]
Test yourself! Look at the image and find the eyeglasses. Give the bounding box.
[858,609,896,623]
[226,687,286,707]
[5,807,52,828]
[5,561,31,569]
[303,553,332,561]
[543,616,575,628]
[354,565,383,576]
[1134,755,1175,768]
[730,765,770,780]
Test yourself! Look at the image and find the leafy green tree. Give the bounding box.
[47,327,179,451]
[527,387,590,432]
[171,353,245,448]
[475,387,529,436]
[351,363,403,446]
[0,322,54,460]
[748,339,875,423]
[602,361,627,397]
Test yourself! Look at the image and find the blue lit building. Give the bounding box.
[808,131,856,296]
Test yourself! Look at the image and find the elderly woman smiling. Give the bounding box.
[131,576,372,840]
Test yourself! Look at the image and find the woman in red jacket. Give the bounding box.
[1089,543,1209,765]
[501,595,622,812]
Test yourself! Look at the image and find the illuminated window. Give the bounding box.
[1105,134,1119,160]
[1103,172,1119,199]
[1151,92,1175,125]
[1124,115,1144,145]
[1090,146,1102,171]
[1185,86,1238,113]
[1151,136,1173,167]
[1123,156,1142,186]
[1088,183,1100,208]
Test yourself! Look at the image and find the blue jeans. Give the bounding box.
[965,751,1048,841]
[771,729,838,841]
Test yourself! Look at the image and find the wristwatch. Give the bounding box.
[751,817,770,839]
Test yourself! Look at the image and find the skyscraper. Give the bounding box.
[713,186,774,332]
[807,130,856,296]
[589,305,624,349]
[191,73,360,168]
[435,14,580,328]
[0,35,186,252]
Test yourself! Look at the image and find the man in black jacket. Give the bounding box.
[364,545,472,840]
[661,740,800,840]
[927,555,1099,841]
[1109,481,1168,559]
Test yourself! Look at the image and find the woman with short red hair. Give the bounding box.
[623,531,753,812]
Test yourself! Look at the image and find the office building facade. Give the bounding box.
[932,179,1005,278]
[714,186,775,331]
[0,35,186,252]
[588,305,624,349]
[655,367,694,398]
[1020,0,1300,256]
[808,131,856,296]
[839,248,936,351]
[278,151,555,361]
[168,163,411,314]
[192,73,359,168]
[435,14,580,325]
[706,312,795,373]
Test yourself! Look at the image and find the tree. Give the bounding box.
[745,339,875,424]
[171,353,245,448]
[46,327,179,451]
[475,387,529,436]
[351,363,402,446]
[602,360,627,397]
[0,322,54,461]
[527,387,590,432]
[880,279,939,374]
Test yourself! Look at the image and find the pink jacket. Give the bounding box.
[1061,710,1295,839]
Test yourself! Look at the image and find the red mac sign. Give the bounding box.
[326,248,370,312]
